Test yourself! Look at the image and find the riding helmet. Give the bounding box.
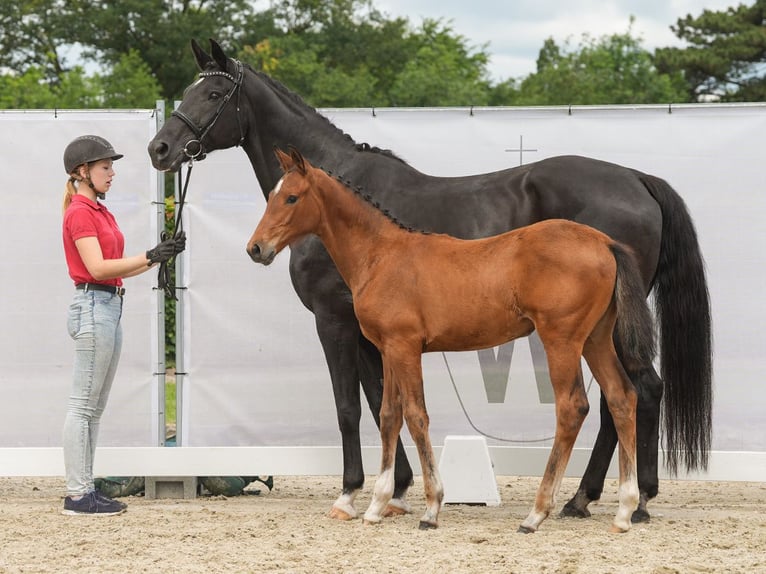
[63,135,123,174]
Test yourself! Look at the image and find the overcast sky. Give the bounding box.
[373,0,741,81]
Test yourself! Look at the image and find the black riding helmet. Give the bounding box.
[63,135,123,175]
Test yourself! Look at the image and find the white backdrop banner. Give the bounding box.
[0,110,161,447]
[178,104,766,453]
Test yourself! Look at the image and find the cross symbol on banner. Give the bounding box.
[505,135,538,166]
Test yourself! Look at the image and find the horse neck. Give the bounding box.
[311,172,395,292]
[239,71,359,195]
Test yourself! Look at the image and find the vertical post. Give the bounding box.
[173,100,186,447]
[154,100,167,447]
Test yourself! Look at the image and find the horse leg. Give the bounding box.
[357,336,414,516]
[363,358,404,525]
[314,317,365,520]
[630,364,663,523]
[583,333,639,533]
[520,345,589,533]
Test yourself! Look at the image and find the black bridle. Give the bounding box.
[158,59,246,300]
[171,58,246,161]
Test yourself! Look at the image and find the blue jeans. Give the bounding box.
[63,290,123,496]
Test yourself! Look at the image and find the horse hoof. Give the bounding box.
[328,506,355,521]
[517,525,536,534]
[418,520,438,530]
[559,504,591,519]
[631,508,650,524]
[609,524,630,534]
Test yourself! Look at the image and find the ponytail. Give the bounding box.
[62,177,77,214]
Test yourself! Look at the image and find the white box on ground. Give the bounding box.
[438,435,501,506]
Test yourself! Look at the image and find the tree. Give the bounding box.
[65,0,259,100]
[388,20,491,106]
[654,1,766,101]
[238,2,493,107]
[99,50,163,109]
[513,23,690,105]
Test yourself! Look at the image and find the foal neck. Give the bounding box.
[312,170,407,288]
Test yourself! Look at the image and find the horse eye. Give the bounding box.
[286,195,298,204]
[209,92,221,101]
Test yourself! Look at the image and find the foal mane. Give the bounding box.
[317,165,429,236]
[240,62,407,164]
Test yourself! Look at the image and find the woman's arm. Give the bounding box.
[75,236,153,281]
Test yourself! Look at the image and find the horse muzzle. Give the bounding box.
[247,241,276,265]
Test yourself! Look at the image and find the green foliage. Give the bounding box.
[238,3,491,107]
[516,23,690,105]
[387,20,491,106]
[655,0,766,101]
[4,0,760,110]
[0,66,101,108]
[99,50,163,108]
[163,196,177,367]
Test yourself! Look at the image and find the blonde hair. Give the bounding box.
[62,177,78,214]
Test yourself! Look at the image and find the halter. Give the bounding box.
[171,59,245,160]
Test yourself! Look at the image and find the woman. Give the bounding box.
[61,135,185,515]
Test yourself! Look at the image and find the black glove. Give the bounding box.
[172,230,186,255]
[146,237,176,265]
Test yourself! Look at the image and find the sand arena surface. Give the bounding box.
[0,475,763,573]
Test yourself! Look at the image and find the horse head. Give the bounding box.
[148,39,247,172]
[246,147,321,265]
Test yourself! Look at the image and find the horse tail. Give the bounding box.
[610,243,656,376]
[637,172,713,475]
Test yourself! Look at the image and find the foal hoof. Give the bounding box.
[383,499,412,518]
[418,520,438,530]
[517,525,536,534]
[328,506,355,521]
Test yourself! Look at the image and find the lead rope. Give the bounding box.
[158,159,193,301]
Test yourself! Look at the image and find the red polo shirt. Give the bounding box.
[63,194,124,287]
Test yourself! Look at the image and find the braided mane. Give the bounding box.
[319,168,429,236]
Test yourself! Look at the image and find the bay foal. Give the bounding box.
[247,148,654,532]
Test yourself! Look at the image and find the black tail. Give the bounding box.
[611,243,656,373]
[638,173,713,475]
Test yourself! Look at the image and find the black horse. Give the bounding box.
[148,39,712,523]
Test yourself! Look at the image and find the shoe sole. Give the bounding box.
[61,508,126,516]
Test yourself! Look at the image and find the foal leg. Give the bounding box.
[363,359,404,525]
[357,336,413,516]
[398,365,443,529]
[583,338,639,533]
[520,347,589,533]
[560,342,661,523]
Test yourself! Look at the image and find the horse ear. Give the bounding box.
[191,39,212,71]
[273,147,293,173]
[288,145,307,175]
[209,39,229,70]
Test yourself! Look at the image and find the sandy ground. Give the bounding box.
[0,475,763,574]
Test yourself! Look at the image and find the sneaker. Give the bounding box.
[62,491,126,516]
[95,490,128,510]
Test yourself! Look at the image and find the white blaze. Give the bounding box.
[272,175,285,196]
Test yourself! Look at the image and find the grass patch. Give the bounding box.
[165,379,177,427]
